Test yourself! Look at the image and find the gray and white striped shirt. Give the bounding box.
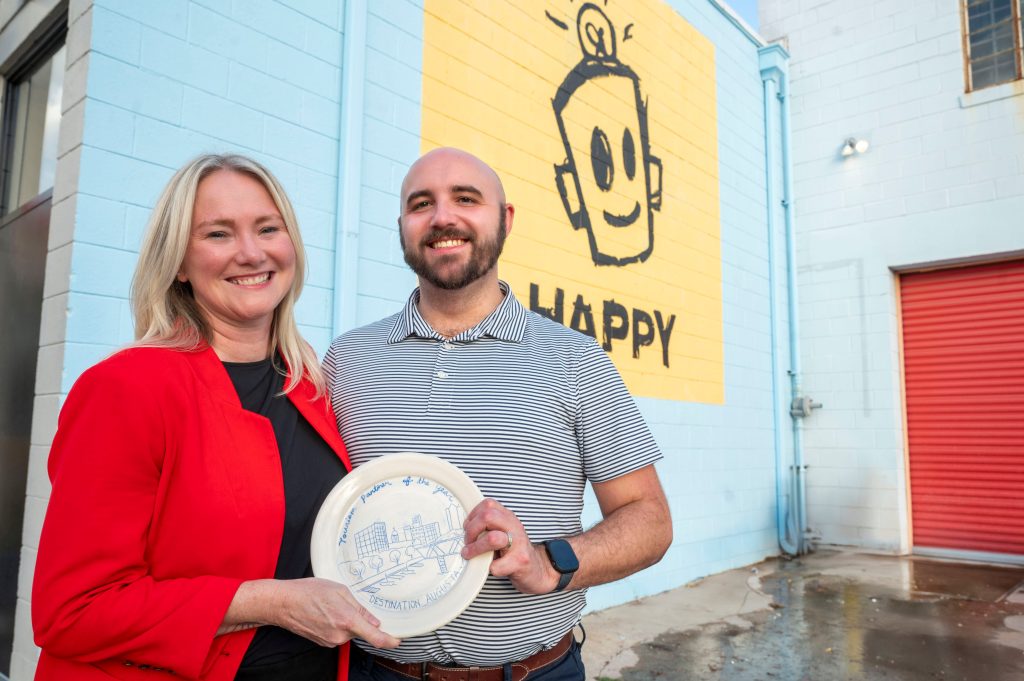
[323,282,662,666]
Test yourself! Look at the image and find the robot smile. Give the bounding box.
[603,201,641,227]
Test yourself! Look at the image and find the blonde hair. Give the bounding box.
[131,153,324,397]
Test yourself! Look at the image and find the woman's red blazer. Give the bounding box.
[32,345,352,680]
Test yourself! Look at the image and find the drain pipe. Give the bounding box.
[778,48,824,554]
[333,0,368,337]
[759,45,799,556]
[775,45,823,554]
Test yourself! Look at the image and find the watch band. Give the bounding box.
[554,569,573,592]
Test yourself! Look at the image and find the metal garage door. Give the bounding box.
[901,259,1024,558]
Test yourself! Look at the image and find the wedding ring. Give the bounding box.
[502,530,513,551]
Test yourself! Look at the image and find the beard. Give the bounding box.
[401,207,507,290]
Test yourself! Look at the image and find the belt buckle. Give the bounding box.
[421,661,431,681]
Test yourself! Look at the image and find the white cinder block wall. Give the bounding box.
[760,0,1024,551]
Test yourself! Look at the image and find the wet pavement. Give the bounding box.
[582,550,1024,681]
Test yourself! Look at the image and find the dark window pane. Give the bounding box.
[970,0,1013,24]
[972,61,998,89]
[995,49,1019,80]
[971,50,1018,88]
[970,20,1014,58]
[2,45,64,215]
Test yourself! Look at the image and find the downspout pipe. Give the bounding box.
[333,0,368,337]
[777,51,810,555]
[759,44,799,556]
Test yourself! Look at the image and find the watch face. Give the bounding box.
[546,539,579,573]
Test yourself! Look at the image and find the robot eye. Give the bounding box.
[623,128,636,181]
[590,126,613,191]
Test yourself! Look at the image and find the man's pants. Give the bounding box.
[347,639,586,681]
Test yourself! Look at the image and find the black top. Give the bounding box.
[224,358,346,673]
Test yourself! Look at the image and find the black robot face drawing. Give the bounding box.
[551,3,662,267]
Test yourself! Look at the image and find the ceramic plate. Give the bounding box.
[311,452,492,638]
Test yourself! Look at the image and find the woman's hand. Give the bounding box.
[219,578,401,649]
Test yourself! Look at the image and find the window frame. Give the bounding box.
[961,0,1024,92]
[0,17,66,216]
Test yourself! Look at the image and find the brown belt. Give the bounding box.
[368,631,575,681]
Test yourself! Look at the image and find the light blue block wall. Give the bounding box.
[63,0,346,393]
[582,1,781,611]
[60,0,783,613]
[340,1,422,326]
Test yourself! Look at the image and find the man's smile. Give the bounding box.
[430,239,468,249]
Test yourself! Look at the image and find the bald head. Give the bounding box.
[400,147,507,213]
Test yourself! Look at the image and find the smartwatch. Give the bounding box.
[543,539,579,592]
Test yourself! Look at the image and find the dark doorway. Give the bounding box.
[0,191,50,675]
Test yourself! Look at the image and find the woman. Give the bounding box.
[32,154,399,680]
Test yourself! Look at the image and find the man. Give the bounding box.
[324,147,672,681]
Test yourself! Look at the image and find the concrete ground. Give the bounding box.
[580,550,1024,680]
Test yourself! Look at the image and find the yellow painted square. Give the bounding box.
[421,0,722,403]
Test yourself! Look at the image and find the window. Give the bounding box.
[0,37,65,215]
[963,0,1024,91]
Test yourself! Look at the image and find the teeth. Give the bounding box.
[230,273,271,285]
[431,239,466,249]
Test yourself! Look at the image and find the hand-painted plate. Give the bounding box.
[311,452,491,638]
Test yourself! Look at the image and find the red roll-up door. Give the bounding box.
[901,259,1024,556]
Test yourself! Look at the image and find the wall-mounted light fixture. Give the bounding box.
[840,137,870,157]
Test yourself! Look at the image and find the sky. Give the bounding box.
[727,0,759,28]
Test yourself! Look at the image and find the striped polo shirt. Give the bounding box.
[323,281,662,666]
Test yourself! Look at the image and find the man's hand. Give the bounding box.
[461,499,561,594]
[461,465,671,595]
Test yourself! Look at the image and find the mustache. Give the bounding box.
[421,229,473,247]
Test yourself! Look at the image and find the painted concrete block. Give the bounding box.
[62,51,90,116]
[141,27,230,95]
[300,90,340,137]
[187,4,269,70]
[79,100,133,157]
[124,205,152,251]
[49,197,75,255]
[70,243,136,299]
[305,245,334,290]
[266,39,341,100]
[264,117,337,171]
[363,81,399,127]
[42,244,73,300]
[66,291,126,346]
[357,258,421,303]
[288,166,337,215]
[277,0,341,31]
[132,117,221,170]
[89,53,184,125]
[293,205,334,250]
[61,342,119,394]
[231,0,306,49]
[293,284,332,328]
[303,18,343,65]
[355,292,408,327]
[64,11,93,80]
[362,116,420,164]
[180,87,263,151]
[77,147,170,207]
[97,0,188,38]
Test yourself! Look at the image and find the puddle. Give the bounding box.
[609,556,1024,681]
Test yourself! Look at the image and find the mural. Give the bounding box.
[421,0,722,403]
[551,3,662,267]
